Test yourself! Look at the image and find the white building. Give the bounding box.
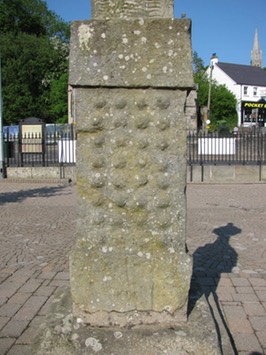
[206,30,266,128]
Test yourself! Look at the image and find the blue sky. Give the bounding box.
[45,0,266,67]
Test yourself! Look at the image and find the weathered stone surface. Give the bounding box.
[33,289,231,355]
[69,19,193,88]
[69,0,194,327]
[70,87,191,325]
[91,0,174,19]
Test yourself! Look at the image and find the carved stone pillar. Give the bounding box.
[69,0,194,327]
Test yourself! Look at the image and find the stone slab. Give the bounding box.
[69,18,194,88]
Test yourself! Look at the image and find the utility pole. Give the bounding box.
[207,62,214,129]
[0,55,4,179]
[206,53,218,132]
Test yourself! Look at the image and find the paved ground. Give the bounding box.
[187,184,266,355]
[0,181,265,355]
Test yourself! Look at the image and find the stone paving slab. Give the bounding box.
[0,181,265,354]
[187,183,266,355]
[0,181,76,355]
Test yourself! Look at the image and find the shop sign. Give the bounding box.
[243,101,266,109]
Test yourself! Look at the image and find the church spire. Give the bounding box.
[251,28,262,67]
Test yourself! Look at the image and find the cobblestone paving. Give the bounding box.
[0,181,265,354]
[0,181,76,355]
[187,184,266,355]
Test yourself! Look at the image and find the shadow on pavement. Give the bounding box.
[0,184,71,205]
[187,222,241,355]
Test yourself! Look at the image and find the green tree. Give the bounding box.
[210,83,238,131]
[49,73,68,123]
[0,0,70,125]
[192,51,206,76]
[193,52,238,131]
[0,0,69,39]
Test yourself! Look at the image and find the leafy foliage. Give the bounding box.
[209,83,238,131]
[192,52,238,131]
[0,0,70,39]
[0,0,70,125]
[192,51,205,76]
[49,73,68,123]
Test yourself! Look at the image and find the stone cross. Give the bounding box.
[69,0,194,327]
[92,0,174,19]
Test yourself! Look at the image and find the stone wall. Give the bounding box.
[6,165,266,183]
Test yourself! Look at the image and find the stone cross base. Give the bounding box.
[69,18,193,327]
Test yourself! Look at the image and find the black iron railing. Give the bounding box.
[187,131,266,165]
[4,131,266,168]
[4,132,76,167]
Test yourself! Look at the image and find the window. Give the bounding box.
[243,86,248,95]
[253,87,258,96]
